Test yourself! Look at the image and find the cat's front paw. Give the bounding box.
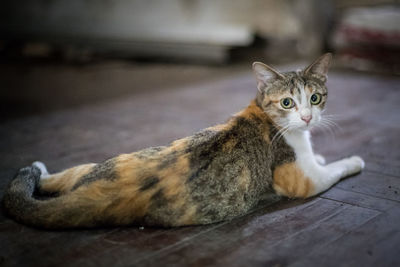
[348,155,365,173]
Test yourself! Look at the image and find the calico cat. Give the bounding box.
[3,53,364,229]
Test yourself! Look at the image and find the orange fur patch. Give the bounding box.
[206,123,230,132]
[99,145,193,225]
[169,138,189,152]
[273,162,314,198]
[40,163,96,194]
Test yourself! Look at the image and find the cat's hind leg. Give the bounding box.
[32,161,49,178]
[36,162,96,195]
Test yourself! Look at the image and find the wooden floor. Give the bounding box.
[0,61,400,267]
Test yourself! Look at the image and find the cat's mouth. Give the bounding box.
[277,121,313,132]
[278,121,318,133]
[296,124,312,131]
[303,120,315,129]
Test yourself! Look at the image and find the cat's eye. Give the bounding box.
[310,93,322,105]
[280,98,295,109]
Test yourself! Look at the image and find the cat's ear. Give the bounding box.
[304,53,332,83]
[252,62,284,93]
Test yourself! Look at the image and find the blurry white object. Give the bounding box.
[1,0,326,62]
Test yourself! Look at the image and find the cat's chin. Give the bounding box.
[290,127,308,133]
[289,124,314,132]
[301,124,312,131]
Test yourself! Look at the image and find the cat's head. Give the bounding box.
[252,53,332,132]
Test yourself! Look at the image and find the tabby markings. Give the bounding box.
[140,176,160,191]
[71,158,117,190]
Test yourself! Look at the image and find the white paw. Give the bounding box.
[349,156,365,169]
[315,154,326,165]
[32,161,49,178]
[346,156,365,174]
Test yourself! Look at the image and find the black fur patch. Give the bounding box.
[71,158,117,190]
[139,176,160,191]
[150,188,167,205]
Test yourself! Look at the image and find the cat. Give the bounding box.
[3,53,365,229]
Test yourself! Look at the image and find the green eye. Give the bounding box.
[310,93,322,105]
[280,98,295,109]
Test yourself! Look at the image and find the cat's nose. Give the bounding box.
[301,115,312,124]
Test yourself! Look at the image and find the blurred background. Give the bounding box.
[0,0,399,121]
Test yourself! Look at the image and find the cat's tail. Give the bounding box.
[3,166,42,226]
[3,165,106,229]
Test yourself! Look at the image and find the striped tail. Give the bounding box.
[3,166,42,226]
[3,165,106,229]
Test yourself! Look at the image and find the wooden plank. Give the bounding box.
[321,187,399,212]
[291,206,400,267]
[0,223,113,266]
[350,125,400,178]
[220,205,379,267]
[336,172,400,202]
[365,162,400,178]
[367,230,400,267]
[60,224,226,267]
[135,199,378,267]
[0,217,224,267]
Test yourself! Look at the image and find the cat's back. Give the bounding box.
[112,102,277,225]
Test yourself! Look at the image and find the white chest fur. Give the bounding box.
[283,130,323,180]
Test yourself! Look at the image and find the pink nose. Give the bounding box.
[301,115,312,124]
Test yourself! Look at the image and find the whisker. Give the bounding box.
[321,113,345,121]
[321,117,343,134]
[271,124,289,145]
[270,121,296,146]
[315,119,338,141]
